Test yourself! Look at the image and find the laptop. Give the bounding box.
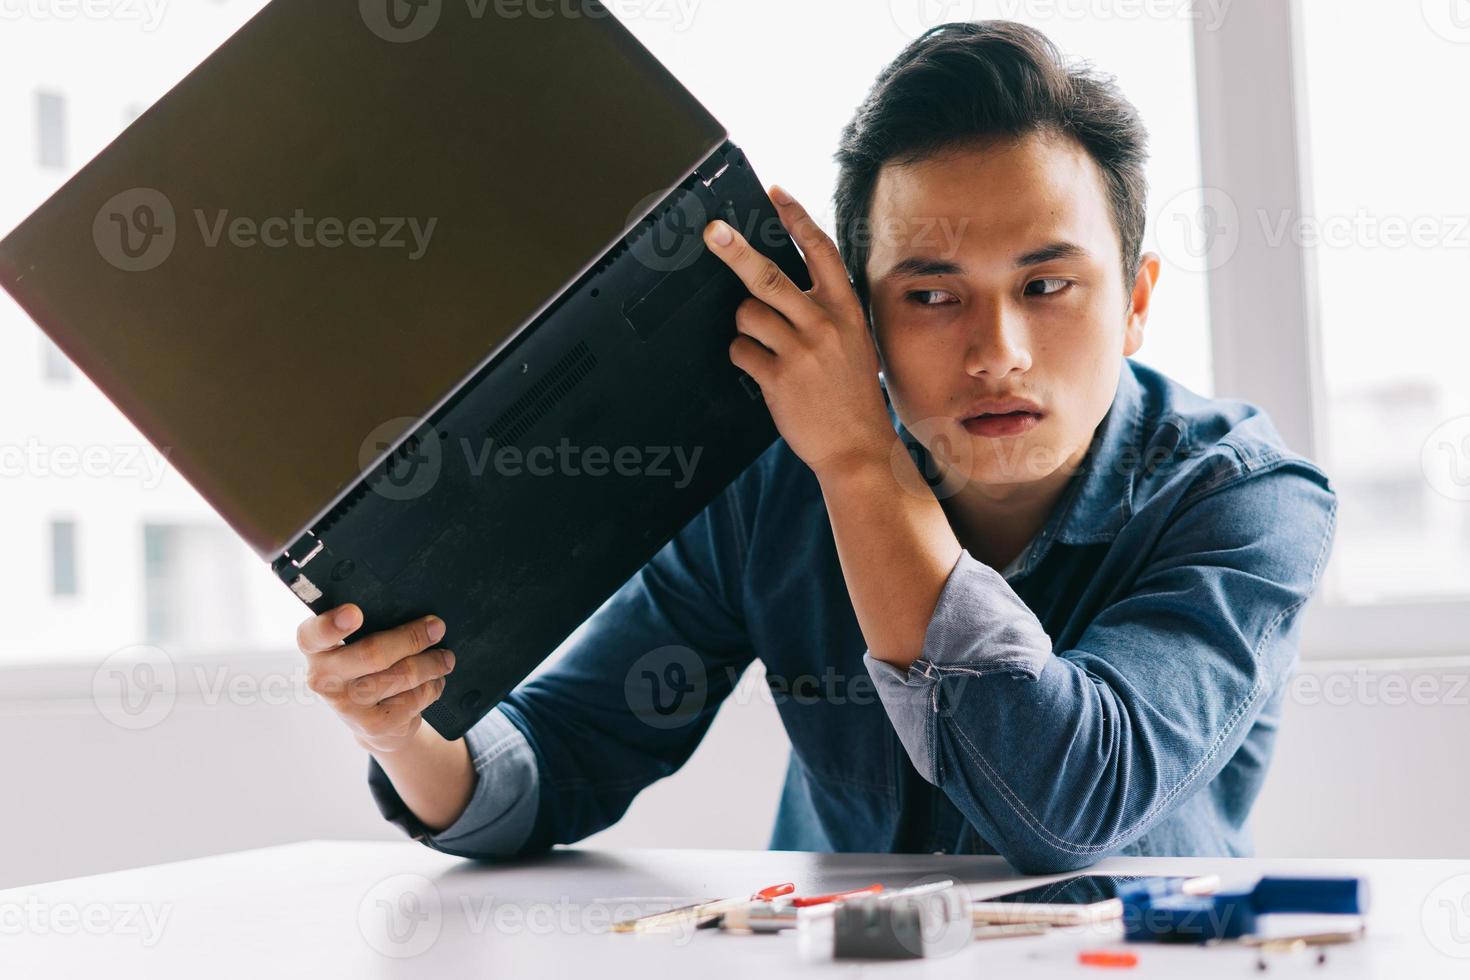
[0,0,809,739]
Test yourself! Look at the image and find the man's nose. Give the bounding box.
[962,301,1033,378]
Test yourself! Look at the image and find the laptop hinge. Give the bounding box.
[271,530,326,600]
[283,531,324,569]
[694,140,739,188]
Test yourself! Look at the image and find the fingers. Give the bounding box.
[297,603,362,655]
[298,609,454,752]
[345,648,455,707]
[733,295,796,355]
[380,676,448,714]
[729,333,777,387]
[364,676,447,736]
[314,614,446,684]
[767,185,862,317]
[704,217,823,330]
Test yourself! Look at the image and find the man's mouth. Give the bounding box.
[960,410,1043,438]
[958,396,1045,439]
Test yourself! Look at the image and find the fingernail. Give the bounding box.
[443,650,456,671]
[770,185,792,206]
[334,606,359,631]
[708,220,734,246]
[426,616,446,643]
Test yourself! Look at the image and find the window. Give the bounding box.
[50,519,78,597]
[1189,0,1470,657]
[1297,0,1470,606]
[35,91,67,170]
[2,2,299,667]
[142,524,251,651]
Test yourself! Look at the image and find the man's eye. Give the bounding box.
[906,289,959,306]
[1025,278,1072,297]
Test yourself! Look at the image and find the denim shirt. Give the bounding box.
[367,358,1337,874]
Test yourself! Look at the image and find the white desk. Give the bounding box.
[2,842,1467,977]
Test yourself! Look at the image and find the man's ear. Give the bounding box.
[1124,252,1162,357]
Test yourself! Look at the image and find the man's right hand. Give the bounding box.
[297,605,456,754]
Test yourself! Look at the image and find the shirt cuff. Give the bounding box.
[366,706,540,859]
[863,550,1052,782]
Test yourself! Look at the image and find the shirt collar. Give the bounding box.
[884,359,1145,577]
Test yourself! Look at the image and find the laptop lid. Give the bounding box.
[0,0,727,558]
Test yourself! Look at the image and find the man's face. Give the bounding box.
[863,131,1157,495]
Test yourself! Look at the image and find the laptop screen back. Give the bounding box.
[0,0,726,557]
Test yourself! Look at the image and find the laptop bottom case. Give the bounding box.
[270,142,810,739]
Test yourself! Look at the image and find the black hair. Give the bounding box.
[833,20,1150,308]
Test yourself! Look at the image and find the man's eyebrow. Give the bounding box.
[876,242,1091,283]
[877,257,964,281]
[1014,241,1090,267]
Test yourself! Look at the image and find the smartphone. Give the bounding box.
[970,874,1220,926]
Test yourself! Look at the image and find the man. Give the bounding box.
[296,21,1335,874]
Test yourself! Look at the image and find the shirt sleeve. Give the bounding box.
[864,461,1337,874]
[367,707,539,859]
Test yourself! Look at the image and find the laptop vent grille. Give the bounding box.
[584,174,702,282]
[486,341,599,449]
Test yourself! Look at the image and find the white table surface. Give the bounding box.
[2,841,1468,978]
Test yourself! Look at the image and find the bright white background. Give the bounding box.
[0,0,1467,888]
